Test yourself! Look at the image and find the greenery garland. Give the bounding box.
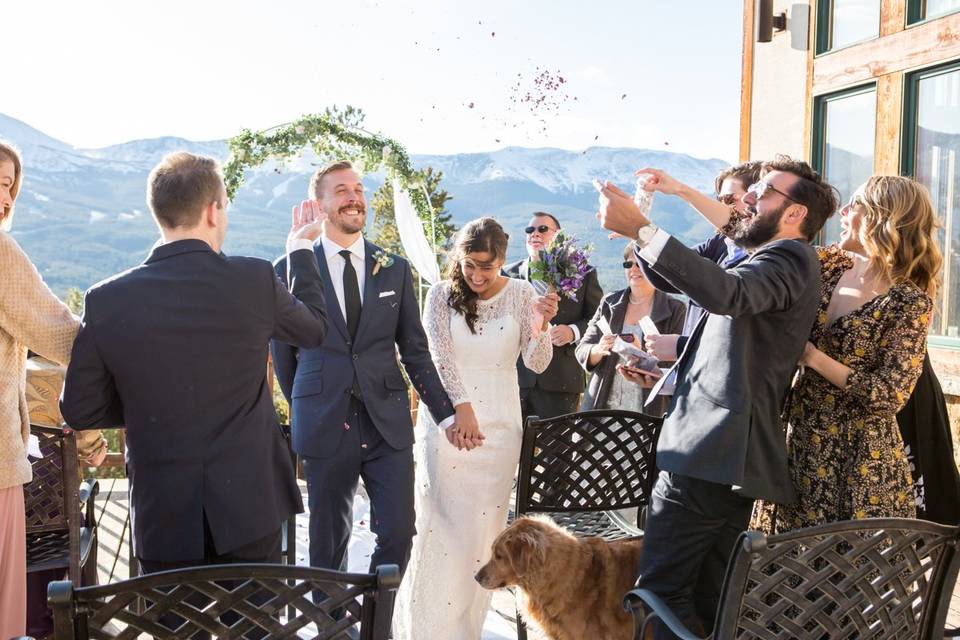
[222,106,445,247]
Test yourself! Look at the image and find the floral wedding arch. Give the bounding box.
[222,107,443,282]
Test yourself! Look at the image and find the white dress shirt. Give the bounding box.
[321,235,366,324]
[637,227,672,266]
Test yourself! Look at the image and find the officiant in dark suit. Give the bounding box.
[61,152,328,572]
[272,161,455,578]
[504,212,603,419]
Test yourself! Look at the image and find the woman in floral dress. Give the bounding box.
[757,175,942,533]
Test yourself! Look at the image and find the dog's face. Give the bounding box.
[475,518,550,589]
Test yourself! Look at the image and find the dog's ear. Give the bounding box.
[506,526,545,578]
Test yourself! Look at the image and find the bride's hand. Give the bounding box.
[452,403,485,451]
[533,292,560,331]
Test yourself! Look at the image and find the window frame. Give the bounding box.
[815,0,882,55]
[811,82,878,245]
[902,59,960,349]
[906,0,960,26]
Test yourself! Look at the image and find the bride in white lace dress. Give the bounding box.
[394,218,557,640]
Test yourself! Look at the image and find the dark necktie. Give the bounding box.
[340,250,361,339]
[340,250,364,400]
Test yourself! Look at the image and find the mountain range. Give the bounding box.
[0,112,730,295]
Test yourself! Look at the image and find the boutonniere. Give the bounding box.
[372,249,395,275]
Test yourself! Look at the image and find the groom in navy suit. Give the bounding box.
[272,161,455,577]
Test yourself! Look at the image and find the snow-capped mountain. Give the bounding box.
[0,113,729,294]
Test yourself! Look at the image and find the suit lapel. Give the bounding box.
[354,240,380,343]
[608,289,630,334]
[314,242,350,341]
[647,310,708,402]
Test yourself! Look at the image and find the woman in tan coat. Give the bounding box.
[0,141,79,637]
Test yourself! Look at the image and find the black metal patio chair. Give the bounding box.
[25,424,99,587]
[48,562,400,640]
[625,518,960,640]
[510,409,662,638]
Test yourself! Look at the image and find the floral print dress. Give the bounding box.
[757,245,931,533]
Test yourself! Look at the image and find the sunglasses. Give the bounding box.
[525,225,554,234]
[746,180,797,204]
[622,260,640,269]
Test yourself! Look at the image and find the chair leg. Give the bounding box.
[284,516,296,621]
[82,530,98,586]
[516,602,528,640]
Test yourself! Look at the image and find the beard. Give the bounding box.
[329,204,366,234]
[734,202,787,249]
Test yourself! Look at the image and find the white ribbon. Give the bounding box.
[391,179,441,284]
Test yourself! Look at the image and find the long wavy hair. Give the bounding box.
[0,141,23,231]
[445,217,509,334]
[856,175,942,299]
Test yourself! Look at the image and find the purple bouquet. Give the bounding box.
[529,231,594,301]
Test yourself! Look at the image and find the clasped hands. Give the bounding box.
[446,403,485,451]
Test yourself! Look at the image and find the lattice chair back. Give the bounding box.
[49,563,401,640]
[712,519,960,640]
[24,424,82,579]
[515,410,661,537]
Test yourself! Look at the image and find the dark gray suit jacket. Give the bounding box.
[643,236,821,503]
[61,240,327,562]
[503,259,603,394]
[272,240,454,459]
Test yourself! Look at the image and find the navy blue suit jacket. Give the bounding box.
[272,239,454,459]
[61,240,328,562]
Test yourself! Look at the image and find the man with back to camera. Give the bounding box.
[61,151,328,573]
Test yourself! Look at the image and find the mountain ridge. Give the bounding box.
[0,113,730,295]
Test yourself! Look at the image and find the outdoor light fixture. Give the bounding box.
[757,0,788,43]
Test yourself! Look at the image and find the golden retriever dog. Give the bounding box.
[475,516,643,640]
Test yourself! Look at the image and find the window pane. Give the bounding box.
[914,67,960,337]
[820,89,877,245]
[831,0,880,49]
[921,0,960,20]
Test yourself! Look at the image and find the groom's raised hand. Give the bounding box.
[286,199,326,251]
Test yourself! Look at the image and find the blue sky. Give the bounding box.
[9,0,744,160]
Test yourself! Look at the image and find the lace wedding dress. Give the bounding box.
[394,277,552,640]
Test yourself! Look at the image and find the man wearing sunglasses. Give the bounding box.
[503,211,603,421]
[596,156,837,640]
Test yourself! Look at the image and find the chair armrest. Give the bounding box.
[78,478,99,504]
[79,478,99,527]
[605,509,643,537]
[623,588,706,640]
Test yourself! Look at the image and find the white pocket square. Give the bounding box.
[379,290,396,298]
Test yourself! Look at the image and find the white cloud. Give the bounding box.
[89,211,106,223]
[118,212,137,220]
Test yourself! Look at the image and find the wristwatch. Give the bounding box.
[636,222,660,246]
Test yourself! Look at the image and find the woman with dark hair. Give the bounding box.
[0,141,79,637]
[395,217,559,640]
